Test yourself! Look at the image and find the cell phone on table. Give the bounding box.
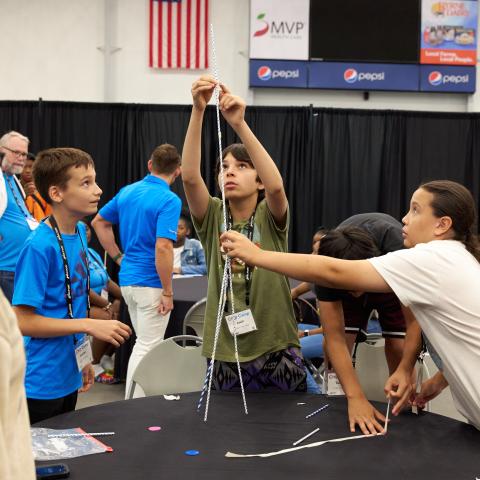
[36,463,70,479]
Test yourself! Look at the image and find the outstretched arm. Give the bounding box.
[220,230,391,293]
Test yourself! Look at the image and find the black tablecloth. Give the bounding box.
[36,392,480,480]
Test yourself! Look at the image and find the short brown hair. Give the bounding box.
[151,144,181,174]
[33,148,94,205]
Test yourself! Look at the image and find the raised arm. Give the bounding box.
[182,76,216,223]
[221,230,391,293]
[219,86,288,225]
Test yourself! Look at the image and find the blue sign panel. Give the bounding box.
[308,62,420,91]
[249,59,308,88]
[420,65,476,93]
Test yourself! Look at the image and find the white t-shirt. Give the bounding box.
[369,240,480,430]
[173,245,184,269]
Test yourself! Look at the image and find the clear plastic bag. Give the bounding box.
[31,428,112,461]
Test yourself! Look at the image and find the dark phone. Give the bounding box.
[36,463,70,479]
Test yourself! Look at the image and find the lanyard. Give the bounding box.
[225,208,256,309]
[4,174,31,219]
[48,216,91,333]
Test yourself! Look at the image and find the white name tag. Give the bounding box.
[101,288,109,300]
[26,217,39,231]
[75,338,93,372]
[226,309,257,336]
[324,370,345,396]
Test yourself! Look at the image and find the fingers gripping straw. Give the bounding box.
[197,24,248,422]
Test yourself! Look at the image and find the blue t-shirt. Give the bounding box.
[12,221,89,400]
[99,175,181,287]
[0,173,33,271]
[88,248,109,294]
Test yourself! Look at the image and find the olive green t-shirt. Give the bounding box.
[193,197,299,362]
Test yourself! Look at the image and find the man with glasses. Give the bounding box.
[0,131,38,301]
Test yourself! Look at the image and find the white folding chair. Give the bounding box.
[127,335,206,399]
[182,297,206,340]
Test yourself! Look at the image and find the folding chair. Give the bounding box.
[127,335,206,399]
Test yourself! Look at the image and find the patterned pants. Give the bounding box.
[211,347,307,393]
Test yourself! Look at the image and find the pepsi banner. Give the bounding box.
[249,59,308,88]
[308,63,419,91]
[421,0,478,66]
[420,65,476,92]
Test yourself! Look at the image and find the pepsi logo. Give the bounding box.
[257,66,272,81]
[429,71,443,86]
[344,68,358,83]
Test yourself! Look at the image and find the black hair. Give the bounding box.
[318,226,380,260]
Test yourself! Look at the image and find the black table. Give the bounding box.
[36,392,480,480]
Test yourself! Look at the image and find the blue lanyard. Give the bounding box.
[4,174,31,219]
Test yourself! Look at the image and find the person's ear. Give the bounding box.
[147,159,153,173]
[48,185,64,205]
[435,216,453,236]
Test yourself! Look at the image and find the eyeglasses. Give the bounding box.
[2,146,28,159]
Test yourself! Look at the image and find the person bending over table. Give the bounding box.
[221,180,480,432]
[315,214,409,435]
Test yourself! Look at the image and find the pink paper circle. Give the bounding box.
[148,426,162,431]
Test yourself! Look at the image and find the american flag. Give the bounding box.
[149,0,209,69]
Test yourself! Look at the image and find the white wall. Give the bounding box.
[0,0,478,112]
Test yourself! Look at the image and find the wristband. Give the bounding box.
[112,252,123,262]
[162,292,173,297]
[304,330,310,337]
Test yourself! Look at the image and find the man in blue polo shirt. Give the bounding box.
[92,144,182,398]
[0,131,38,302]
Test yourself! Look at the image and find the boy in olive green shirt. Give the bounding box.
[183,77,307,392]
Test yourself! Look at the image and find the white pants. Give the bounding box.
[121,286,171,399]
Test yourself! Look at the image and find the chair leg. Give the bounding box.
[127,380,137,400]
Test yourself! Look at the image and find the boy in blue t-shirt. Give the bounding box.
[12,148,132,424]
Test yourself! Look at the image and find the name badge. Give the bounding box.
[26,217,39,231]
[101,288,109,300]
[226,309,257,336]
[75,338,93,372]
[324,369,345,396]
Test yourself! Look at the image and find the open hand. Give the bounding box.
[348,396,386,435]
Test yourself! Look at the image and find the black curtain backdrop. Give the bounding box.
[1,100,479,253]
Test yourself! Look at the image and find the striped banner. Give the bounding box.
[149,0,209,69]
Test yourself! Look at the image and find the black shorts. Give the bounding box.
[342,292,406,339]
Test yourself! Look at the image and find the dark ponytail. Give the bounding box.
[421,180,480,262]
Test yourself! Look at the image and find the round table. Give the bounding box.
[35,392,480,480]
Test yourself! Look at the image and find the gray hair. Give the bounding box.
[0,130,30,147]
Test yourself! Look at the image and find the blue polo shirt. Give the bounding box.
[12,222,88,399]
[99,175,181,287]
[0,173,33,271]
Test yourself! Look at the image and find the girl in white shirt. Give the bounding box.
[221,180,480,432]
